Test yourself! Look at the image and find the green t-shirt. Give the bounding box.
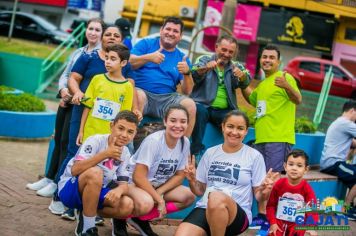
[211,67,229,109]
[249,71,300,144]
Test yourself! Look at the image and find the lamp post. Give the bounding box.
[219,0,237,38]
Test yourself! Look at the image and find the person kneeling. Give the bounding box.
[58,111,138,236]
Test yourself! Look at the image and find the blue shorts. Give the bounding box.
[321,161,356,188]
[253,142,292,173]
[58,176,111,210]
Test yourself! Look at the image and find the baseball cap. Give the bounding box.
[115,18,131,37]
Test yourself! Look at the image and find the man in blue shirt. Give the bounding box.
[130,17,196,137]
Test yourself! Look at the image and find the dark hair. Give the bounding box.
[106,44,130,61]
[112,110,139,127]
[222,110,249,128]
[343,100,356,112]
[285,149,309,166]
[102,24,123,39]
[261,44,281,60]
[216,35,238,48]
[162,16,184,33]
[164,104,189,123]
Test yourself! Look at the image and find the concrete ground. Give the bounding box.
[0,100,354,235]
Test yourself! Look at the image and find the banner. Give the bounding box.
[257,9,336,52]
[67,0,102,11]
[203,1,261,42]
[20,0,67,7]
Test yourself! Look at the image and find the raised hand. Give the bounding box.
[106,137,123,161]
[261,168,279,194]
[232,64,247,82]
[150,46,165,64]
[177,55,190,75]
[275,71,289,89]
[184,155,196,182]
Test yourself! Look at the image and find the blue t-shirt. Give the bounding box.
[131,37,191,94]
[71,50,133,92]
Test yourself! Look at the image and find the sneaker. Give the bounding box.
[95,215,105,226]
[36,182,57,197]
[127,217,158,236]
[346,207,356,221]
[79,227,99,236]
[112,218,128,236]
[61,208,76,221]
[256,221,270,236]
[26,177,52,191]
[249,214,268,229]
[75,211,84,236]
[48,199,65,215]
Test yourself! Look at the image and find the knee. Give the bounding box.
[118,196,134,217]
[82,167,103,186]
[180,98,196,115]
[207,192,226,211]
[183,191,196,206]
[134,195,154,215]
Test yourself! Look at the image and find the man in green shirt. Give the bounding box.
[242,44,302,229]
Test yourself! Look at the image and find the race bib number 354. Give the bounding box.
[92,98,121,121]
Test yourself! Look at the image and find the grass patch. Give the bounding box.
[0,36,73,62]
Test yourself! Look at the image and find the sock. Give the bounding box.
[138,202,179,221]
[82,215,96,233]
[257,213,267,221]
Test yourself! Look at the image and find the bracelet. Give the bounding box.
[183,69,191,75]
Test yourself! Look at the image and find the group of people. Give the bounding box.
[24,14,356,236]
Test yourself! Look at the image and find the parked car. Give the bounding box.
[284,56,356,99]
[0,11,71,44]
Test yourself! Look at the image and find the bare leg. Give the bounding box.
[164,185,195,210]
[136,89,147,115]
[206,191,237,236]
[180,98,196,137]
[128,184,155,216]
[78,167,103,217]
[346,185,356,205]
[175,222,207,236]
[98,195,134,218]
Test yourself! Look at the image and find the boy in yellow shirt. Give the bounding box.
[77,44,141,144]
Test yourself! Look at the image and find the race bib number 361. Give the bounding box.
[276,197,305,222]
[92,98,121,121]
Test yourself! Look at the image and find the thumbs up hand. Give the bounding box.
[106,137,123,161]
[232,64,247,82]
[150,45,165,64]
[274,71,289,89]
[177,55,190,75]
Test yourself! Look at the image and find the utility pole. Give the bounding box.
[219,0,237,38]
[8,0,18,42]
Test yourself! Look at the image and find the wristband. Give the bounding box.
[183,69,191,75]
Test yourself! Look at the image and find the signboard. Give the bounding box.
[67,0,102,11]
[20,0,67,7]
[203,1,261,42]
[257,9,336,52]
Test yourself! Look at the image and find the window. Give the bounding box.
[299,61,320,73]
[345,27,356,41]
[324,64,347,79]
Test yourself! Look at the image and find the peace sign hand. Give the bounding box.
[261,168,279,194]
[184,155,196,182]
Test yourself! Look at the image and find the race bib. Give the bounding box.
[201,187,233,205]
[276,197,305,222]
[256,100,266,118]
[92,98,121,121]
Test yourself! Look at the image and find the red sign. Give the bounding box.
[20,0,67,7]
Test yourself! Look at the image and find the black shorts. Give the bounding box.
[182,203,249,236]
[321,161,356,188]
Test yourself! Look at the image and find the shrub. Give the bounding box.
[0,90,46,112]
[0,85,15,92]
[295,116,317,134]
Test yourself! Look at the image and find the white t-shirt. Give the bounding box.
[128,130,190,187]
[195,144,266,223]
[58,134,131,192]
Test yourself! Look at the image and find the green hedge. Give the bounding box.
[0,86,45,112]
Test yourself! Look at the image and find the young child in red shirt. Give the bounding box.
[267,149,317,236]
